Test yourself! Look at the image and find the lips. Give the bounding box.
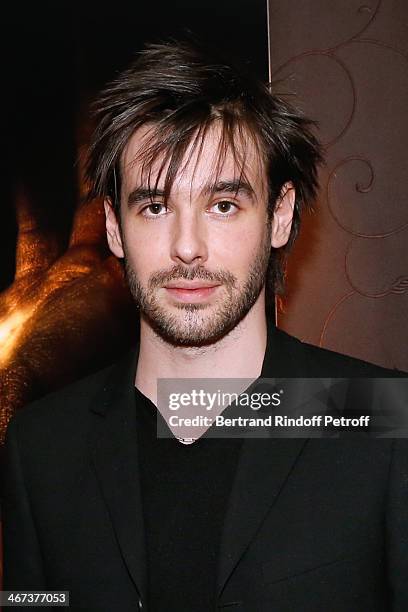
[164,282,220,290]
[164,283,220,303]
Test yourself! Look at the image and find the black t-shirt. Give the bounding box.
[135,388,243,611]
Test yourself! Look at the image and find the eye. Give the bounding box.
[141,203,168,218]
[210,200,239,216]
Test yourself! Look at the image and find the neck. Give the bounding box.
[135,295,268,406]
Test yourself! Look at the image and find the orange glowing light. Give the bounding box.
[0,181,132,444]
[0,307,34,366]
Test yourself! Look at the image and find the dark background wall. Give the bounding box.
[3,0,268,291]
[269,0,408,371]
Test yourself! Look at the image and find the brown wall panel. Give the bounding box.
[269,0,408,371]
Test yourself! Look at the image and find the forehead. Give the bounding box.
[121,121,267,196]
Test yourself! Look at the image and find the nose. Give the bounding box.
[170,210,208,265]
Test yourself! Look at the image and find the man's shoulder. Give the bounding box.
[7,351,134,440]
[274,326,405,377]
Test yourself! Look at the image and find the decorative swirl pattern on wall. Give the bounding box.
[273,52,357,148]
[327,157,408,238]
[330,0,382,48]
[270,0,408,370]
[345,236,408,297]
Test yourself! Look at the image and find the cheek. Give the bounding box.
[121,224,169,277]
[210,223,267,272]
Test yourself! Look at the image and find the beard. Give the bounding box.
[124,226,272,347]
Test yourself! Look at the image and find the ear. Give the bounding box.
[270,182,295,248]
[104,198,124,258]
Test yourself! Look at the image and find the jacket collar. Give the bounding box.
[88,344,147,599]
[216,316,309,597]
[261,315,308,378]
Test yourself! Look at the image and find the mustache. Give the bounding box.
[148,265,237,289]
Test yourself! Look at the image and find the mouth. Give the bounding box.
[164,282,221,303]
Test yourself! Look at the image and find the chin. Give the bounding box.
[142,305,247,348]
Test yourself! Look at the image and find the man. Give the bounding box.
[2,40,407,611]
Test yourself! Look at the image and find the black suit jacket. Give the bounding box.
[2,321,408,611]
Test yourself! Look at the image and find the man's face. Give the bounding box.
[105,124,292,346]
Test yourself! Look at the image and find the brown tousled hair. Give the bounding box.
[85,38,324,298]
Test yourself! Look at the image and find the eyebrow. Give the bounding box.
[127,187,164,206]
[203,179,255,199]
[127,179,255,207]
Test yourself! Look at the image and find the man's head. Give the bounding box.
[86,39,323,346]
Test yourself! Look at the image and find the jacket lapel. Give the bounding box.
[217,437,307,597]
[88,348,148,602]
[217,318,310,597]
